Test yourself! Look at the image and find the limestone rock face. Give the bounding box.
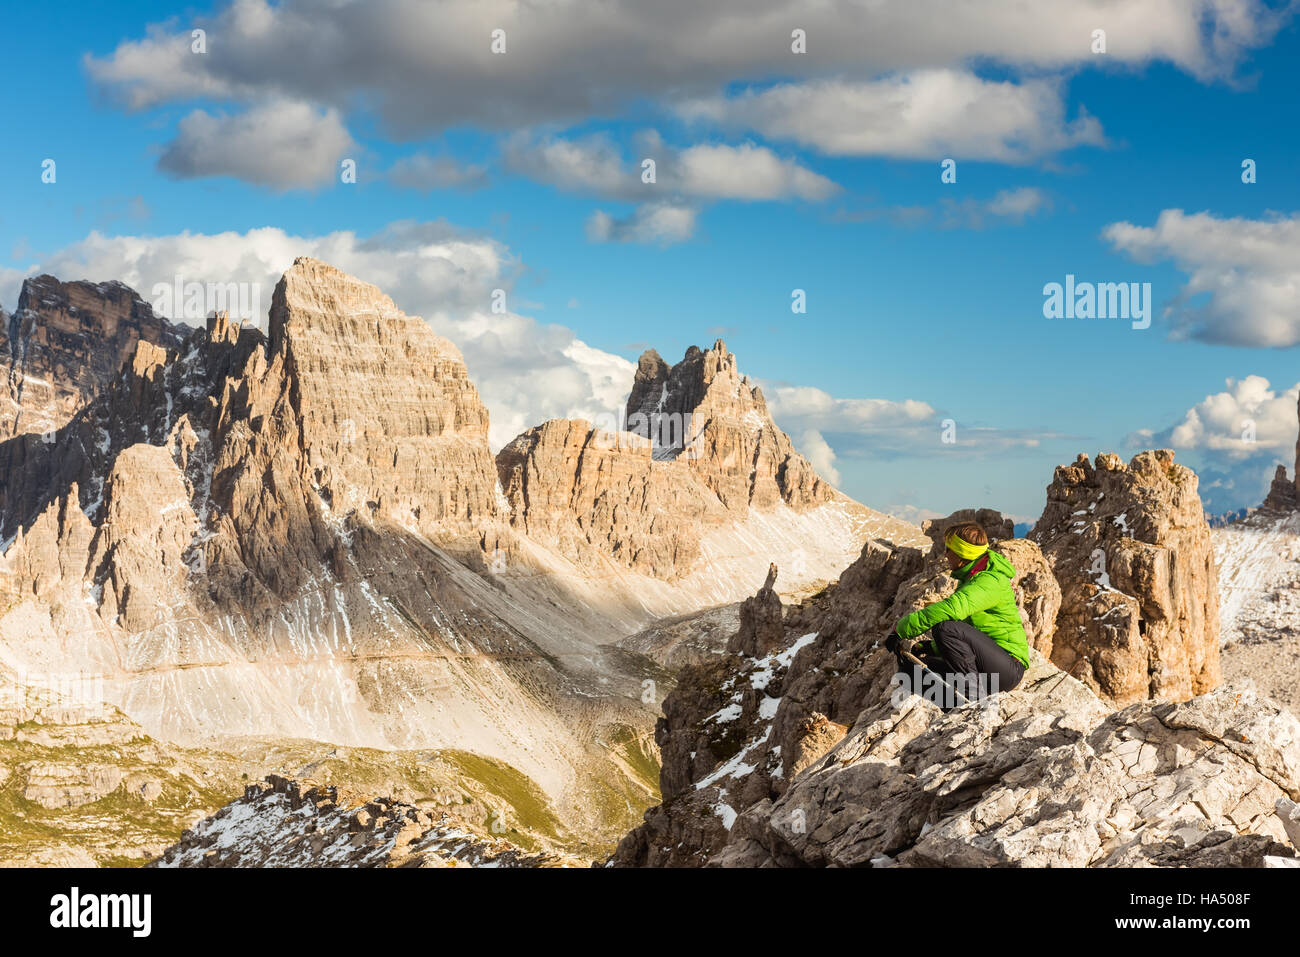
[625,340,832,511]
[267,258,500,545]
[496,339,881,588]
[496,418,726,579]
[606,531,1295,869]
[1,275,183,440]
[1031,451,1220,706]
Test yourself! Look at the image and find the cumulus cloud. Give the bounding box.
[1126,375,1299,510]
[507,133,833,243]
[676,72,1106,162]
[674,143,838,201]
[1103,209,1300,347]
[0,222,633,450]
[1127,375,1299,460]
[504,133,633,197]
[87,1,1285,132]
[505,133,837,202]
[796,429,842,487]
[157,100,354,189]
[387,153,489,192]
[586,203,698,245]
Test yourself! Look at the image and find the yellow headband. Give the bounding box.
[945,532,988,561]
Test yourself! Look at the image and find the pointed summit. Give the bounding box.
[624,339,830,509]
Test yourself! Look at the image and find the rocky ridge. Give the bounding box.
[496,340,921,593]
[152,775,582,868]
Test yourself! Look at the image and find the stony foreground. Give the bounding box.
[612,642,1300,868]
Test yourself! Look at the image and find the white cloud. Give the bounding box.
[674,143,837,200]
[796,429,842,486]
[586,203,698,245]
[1103,209,1300,346]
[831,187,1051,229]
[763,381,1072,461]
[88,1,1285,132]
[764,384,935,434]
[676,72,1106,162]
[1126,374,1299,511]
[506,133,837,202]
[0,222,633,451]
[1126,375,1299,460]
[504,133,633,197]
[984,187,1051,220]
[158,100,354,189]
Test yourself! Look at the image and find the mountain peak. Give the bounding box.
[2,274,182,440]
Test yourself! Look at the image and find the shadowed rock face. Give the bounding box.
[1261,392,1300,511]
[1031,451,1220,706]
[1,275,183,441]
[1264,464,1299,511]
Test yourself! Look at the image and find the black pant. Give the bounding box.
[895,619,1025,705]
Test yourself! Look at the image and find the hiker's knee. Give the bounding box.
[930,619,962,648]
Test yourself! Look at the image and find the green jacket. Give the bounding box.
[894,548,1030,668]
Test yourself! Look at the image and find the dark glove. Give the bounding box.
[885,632,901,653]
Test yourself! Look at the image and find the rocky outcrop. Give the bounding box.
[1,275,183,440]
[1263,464,1299,511]
[607,515,1063,867]
[1259,392,1299,510]
[152,775,581,868]
[1031,451,1220,706]
[607,521,1297,868]
[625,340,831,510]
[707,664,1298,868]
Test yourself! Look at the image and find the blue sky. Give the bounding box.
[3,0,1299,522]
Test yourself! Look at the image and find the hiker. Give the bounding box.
[885,522,1029,705]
